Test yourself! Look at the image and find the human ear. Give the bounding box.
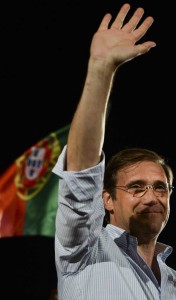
[102,190,114,211]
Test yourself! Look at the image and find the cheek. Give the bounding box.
[165,199,170,214]
[163,198,170,210]
[115,196,137,214]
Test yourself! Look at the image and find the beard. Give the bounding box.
[128,211,169,243]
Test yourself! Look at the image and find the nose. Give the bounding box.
[141,186,158,204]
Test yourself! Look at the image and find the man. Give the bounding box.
[53,3,176,299]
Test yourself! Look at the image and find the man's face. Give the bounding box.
[105,161,170,240]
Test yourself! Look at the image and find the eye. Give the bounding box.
[127,184,143,189]
[127,183,141,188]
[154,183,168,191]
[127,184,144,193]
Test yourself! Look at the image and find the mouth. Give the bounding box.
[138,211,162,214]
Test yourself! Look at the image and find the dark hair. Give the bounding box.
[103,148,173,223]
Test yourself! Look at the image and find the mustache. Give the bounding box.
[136,204,164,214]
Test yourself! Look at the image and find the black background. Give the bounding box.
[1,0,176,299]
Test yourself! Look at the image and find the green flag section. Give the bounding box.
[0,125,70,238]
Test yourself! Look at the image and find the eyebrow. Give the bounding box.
[126,180,168,186]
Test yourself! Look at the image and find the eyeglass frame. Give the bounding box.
[114,182,174,198]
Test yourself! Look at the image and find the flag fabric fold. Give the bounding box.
[0,125,70,238]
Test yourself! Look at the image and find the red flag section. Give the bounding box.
[0,125,69,238]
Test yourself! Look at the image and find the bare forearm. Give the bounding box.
[67,59,116,171]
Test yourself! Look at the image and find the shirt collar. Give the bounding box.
[105,223,173,262]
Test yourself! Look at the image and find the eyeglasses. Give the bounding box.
[115,183,174,198]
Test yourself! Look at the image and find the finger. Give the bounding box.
[133,16,154,41]
[135,41,156,55]
[121,7,144,32]
[111,3,131,30]
[98,13,113,32]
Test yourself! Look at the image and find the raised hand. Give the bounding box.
[90,3,156,67]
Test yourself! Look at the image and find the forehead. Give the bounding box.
[118,161,167,183]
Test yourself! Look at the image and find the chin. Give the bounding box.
[130,216,164,236]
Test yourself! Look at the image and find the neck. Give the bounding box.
[137,242,156,267]
[137,241,161,285]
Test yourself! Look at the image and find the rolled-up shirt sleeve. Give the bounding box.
[52,145,105,273]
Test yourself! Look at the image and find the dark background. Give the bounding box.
[1,0,176,299]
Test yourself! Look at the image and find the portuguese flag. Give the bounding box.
[0,125,69,238]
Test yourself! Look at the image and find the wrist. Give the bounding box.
[87,57,117,81]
